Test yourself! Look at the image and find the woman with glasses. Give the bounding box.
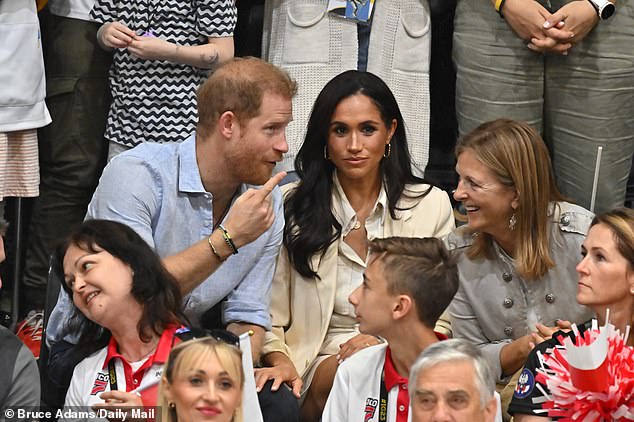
[447,118,594,387]
[56,219,186,410]
[159,336,244,422]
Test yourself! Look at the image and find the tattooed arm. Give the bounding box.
[126,35,234,70]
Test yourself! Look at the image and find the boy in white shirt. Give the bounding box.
[322,236,458,422]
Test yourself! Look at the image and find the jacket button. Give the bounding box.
[502,272,512,282]
[504,326,513,336]
[545,293,555,303]
[503,298,514,308]
[560,215,571,226]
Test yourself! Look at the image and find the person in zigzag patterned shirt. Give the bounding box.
[90,0,237,154]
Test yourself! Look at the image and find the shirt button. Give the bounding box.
[133,379,139,384]
[504,326,513,336]
[399,405,405,412]
[502,272,512,282]
[403,384,407,390]
[560,215,571,226]
[503,298,514,308]
[545,293,555,303]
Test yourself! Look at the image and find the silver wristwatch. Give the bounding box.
[587,0,616,20]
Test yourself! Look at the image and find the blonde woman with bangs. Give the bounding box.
[160,338,244,422]
[446,118,593,385]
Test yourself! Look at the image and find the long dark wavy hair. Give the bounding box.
[285,70,431,279]
[54,219,186,352]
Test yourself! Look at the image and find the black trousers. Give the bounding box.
[22,12,111,312]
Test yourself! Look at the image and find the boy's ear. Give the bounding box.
[392,294,413,320]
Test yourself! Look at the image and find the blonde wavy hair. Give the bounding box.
[159,337,244,422]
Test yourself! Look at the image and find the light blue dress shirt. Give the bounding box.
[47,135,284,346]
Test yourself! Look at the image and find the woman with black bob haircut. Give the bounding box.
[55,219,186,410]
[257,70,455,421]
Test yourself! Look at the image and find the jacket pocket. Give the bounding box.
[392,9,431,73]
[282,2,329,64]
[0,22,45,107]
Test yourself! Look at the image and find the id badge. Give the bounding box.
[328,0,375,24]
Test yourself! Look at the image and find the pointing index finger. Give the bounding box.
[256,171,286,198]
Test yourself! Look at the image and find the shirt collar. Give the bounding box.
[177,135,206,194]
[330,173,388,233]
[384,346,408,391]
[103,324,179,370]
[383,332,448,390]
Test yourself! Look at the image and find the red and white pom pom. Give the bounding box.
[533,317,634,421]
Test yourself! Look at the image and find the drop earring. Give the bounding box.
[508,213,517,231]
[383,142,391,158]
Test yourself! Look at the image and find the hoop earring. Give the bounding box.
[508,213,517,231]
[324,145,330,160]
[384,143,391,158]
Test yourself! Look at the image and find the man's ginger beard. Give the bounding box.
[224,129,276,186]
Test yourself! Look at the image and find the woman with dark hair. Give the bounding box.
[57,219,186,409]
[256,70,454,421]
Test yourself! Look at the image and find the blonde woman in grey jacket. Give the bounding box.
[446,119,593,384]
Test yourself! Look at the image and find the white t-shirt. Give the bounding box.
[48,0,95,21]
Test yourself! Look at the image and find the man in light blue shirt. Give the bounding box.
[47,57,296,358]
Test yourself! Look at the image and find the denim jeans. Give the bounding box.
[453,0,634,213]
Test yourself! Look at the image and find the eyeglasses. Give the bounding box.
[175,327,240,347]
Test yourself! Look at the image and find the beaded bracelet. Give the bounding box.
[218,224,239,255]
[208,234,225,262]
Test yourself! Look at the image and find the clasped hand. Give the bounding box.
[503,0,600,55]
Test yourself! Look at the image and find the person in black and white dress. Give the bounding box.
[91,0,237,159]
